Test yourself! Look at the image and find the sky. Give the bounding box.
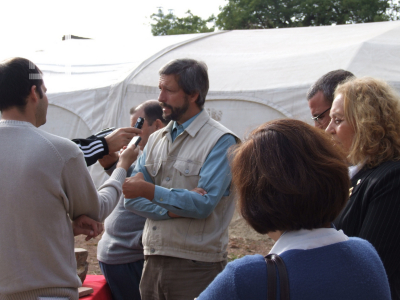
[0,0,227,59]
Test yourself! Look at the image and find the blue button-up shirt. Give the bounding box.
[124,111,236,220]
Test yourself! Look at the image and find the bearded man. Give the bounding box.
[122,59,239,300]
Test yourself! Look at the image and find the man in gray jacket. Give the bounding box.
[97,100,167,300]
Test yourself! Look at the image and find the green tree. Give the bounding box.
[386,0,400,20]
[215,0,395,29]
[150,9,176,36]
[215,0,302,29]
[151,9,215,36]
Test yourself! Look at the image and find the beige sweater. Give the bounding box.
[0,120,126,299]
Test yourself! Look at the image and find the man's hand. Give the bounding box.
[117,143,140,171]
[191,187,207,196]
[123,172,155,200]
[168,187,207,218]
[72,215,104,241]
[105,127,142,153]
[98,152,119,169]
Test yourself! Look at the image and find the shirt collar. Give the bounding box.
[269,228,349,255]
[172,110,203,133]
[162,109,209,138]
[349,161,366,179]
[0,119,35,127]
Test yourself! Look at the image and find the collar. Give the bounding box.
[162,109,209,138]
[171,110,201,133]
[349,161,366,179]
[269,228,349,255]
[0,119,35,127]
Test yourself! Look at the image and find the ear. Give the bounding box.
[188,92,199,104]
[27,85,39,105]
[154,119,164,130]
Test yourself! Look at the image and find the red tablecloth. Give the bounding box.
[81,275,112,300]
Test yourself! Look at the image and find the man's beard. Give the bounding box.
[160,95,190,122]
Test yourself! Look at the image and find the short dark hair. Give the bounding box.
[231,119,350,233]
[0,57,43,112]
[159,59,209,108]
[130,99,167,126]
[307,69,354,104]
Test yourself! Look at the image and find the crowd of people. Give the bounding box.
[0,56,399,300]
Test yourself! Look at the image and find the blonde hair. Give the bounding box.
[335,77,400,168]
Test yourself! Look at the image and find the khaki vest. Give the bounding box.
[142,110,239,262]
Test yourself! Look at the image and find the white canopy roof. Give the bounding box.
[16,21,400,185]
[30,21,400,139]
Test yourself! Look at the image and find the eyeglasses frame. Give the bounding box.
[311,107,331,123]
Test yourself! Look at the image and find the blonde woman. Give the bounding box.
[327,77,400,300]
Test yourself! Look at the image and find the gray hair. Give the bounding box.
[307,69,355,105]
[159,59,209,108]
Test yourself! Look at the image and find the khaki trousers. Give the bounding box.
[139,255,226,300]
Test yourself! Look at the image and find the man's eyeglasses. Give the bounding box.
[311,107,331,124]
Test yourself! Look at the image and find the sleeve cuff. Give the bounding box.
[109,167,127,184]
[153,185,170,204]
[153,186,172,218]
[156,207,170,218]
[99,137,109,156]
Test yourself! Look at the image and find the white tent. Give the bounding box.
[19,20,400,185]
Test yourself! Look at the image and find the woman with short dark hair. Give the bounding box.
[327,77,400,300]
[197,119,390,300]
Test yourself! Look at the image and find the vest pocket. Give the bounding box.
[172,160,202,190]
[173,159,202,176]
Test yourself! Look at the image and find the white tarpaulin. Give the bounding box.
[9,21,400,185]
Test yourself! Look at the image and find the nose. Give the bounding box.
[325,119,334,134]
[158,89,166,103]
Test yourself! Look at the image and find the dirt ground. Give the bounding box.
[75,210,276,275]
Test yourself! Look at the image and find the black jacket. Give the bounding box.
[334,160,400,300]
[71,127,114,167]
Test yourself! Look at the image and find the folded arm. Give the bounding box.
[124,134,236,219]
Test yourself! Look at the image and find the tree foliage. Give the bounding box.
[150,1,399,35]
[215,0,299,29]
[386,0,400,20]
[215,0,399,30]
[151,9,215,36]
